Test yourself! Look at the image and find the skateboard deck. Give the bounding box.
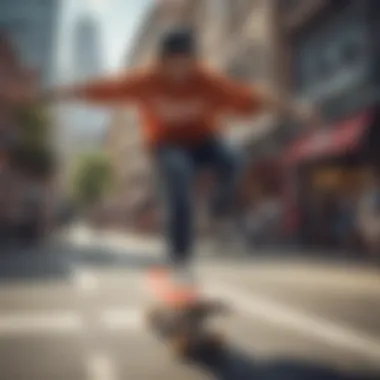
[146,268,228,357]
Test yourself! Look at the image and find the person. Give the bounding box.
[334,191,357,251]
[8,28,320,290]
[358,168,380,261]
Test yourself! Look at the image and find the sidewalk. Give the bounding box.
[65,224,218,255]
[65,224,309,258]
[65,224,377,268]
[103,230,163,252]
[101,230,219,255]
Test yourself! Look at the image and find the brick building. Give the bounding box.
[105,6,163,229]
[0,34,52,241]
[0,34,20,232]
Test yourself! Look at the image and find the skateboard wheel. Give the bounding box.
[206,331,225,351]
[200,299,229,315]
[171,333,192,358]
[213,301,229,314]
[146,306,163,329]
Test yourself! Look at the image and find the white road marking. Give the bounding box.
[207,283,380,363]
[74,268,99,293]
[0,308,144,337]
[68,226,160,253]
[87,352,117,380]
[208,267,380,295]
[101,308,143,331]
[0,312,83,336]
[69,228,93,246]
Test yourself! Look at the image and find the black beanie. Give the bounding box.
[159,27,197,57]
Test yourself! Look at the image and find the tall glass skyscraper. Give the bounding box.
[72,14,103,82]
[56,12,108,186]
[68,13,107,142]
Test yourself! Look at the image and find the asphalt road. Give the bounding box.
[0,232,379,380]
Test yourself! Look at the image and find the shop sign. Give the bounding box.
[309,131,331,155]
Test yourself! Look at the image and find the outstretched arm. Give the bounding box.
[209,72,319,126]
[7,70,147,106]
[251,84,319,126]
[43,71,147,105]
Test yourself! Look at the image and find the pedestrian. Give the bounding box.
[358,168,380,261]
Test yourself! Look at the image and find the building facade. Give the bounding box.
[278,0,380,248]
[0,33,53,242]
[105,6,163,228]
[200,0,280,144]
[0,0,60,86]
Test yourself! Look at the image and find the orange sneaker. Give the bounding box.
[148,266,199,309]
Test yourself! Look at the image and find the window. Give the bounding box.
[245,44,265,77]
[316,52,330,79]
[227,44,264,82]
[278,0,301,12]
[301,52,316,84]
[227,62,246,81]
[227,0,250,35]
[293,1,368,94]
[342,41,362,63]
[340,30,365,65]
[326,39,340,69]
[294,34,322,89]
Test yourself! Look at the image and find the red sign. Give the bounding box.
[284,111,372,165]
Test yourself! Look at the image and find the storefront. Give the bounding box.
[282,110,375,248]
[280,0,380,249]
[243,124,285,196]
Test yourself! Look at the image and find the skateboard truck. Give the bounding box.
[146,299,228,358]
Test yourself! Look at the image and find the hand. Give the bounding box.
[296,103,324,133]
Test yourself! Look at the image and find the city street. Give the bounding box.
[0,230,379,380]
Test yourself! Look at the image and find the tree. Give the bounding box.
[10,103,56,180]
[14,104,50,148]
[70,150,114,208]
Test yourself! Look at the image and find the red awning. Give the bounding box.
[284,111,372,165]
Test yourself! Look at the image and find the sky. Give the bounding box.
[57,0,153,81]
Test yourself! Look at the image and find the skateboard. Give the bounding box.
[146,268,229,358]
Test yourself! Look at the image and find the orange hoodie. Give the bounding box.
[75,66,264,150]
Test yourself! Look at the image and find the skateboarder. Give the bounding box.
[8,27,320,294]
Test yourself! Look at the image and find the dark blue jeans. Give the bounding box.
[155,138,241,266]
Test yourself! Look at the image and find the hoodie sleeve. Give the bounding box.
[71,70,148,105]
[207,71,264,116]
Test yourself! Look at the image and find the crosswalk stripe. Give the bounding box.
[0,312,83,336]
[101,309,144,330]
[0,308,144,336]
[207,283,380,363]
[87,352,117,380]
